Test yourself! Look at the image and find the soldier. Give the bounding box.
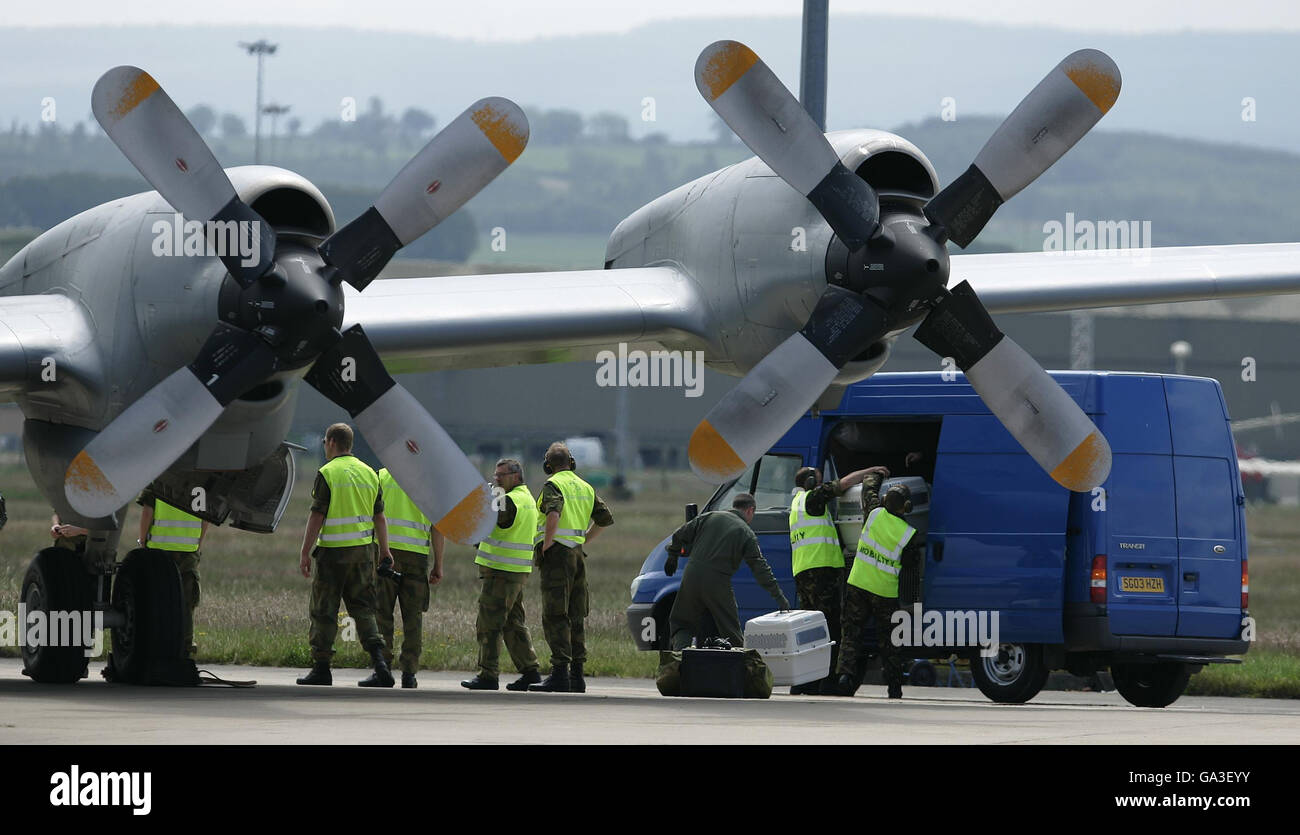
[529,442,614,693]
[461,458,543,692]
[788,464,888,694]
[374,467,445,689]
[137,487,211,659]
[295,422,395,688]
[665,493,790,650]
[835,473,920,699]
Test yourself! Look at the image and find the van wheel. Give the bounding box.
[908,659,937,687]
[110,549,184,684]
[1111,662,1191,708]
[970,643,1049,703]
[20,548,94,683]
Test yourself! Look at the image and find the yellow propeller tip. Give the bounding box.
[1064,52,1121,114]
[108,70,160,122]
[698,41,759,101]
[471,102,528,163]
[1050,430,1111,492]
[435,484,493,544]
[688,419,746,482]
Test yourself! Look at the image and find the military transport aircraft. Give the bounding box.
[6,42,1300,683]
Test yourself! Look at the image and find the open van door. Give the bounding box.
[926,414,1070,644]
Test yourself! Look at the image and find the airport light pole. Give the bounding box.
[262,103,290,162]
[238,39,278,164]
[799,0,829,130]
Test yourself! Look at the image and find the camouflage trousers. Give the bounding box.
[794,564,842,683]
[375,548,429,674]
[475,565,540,677]
[838,585,903,689]
[309,552,384,661]
[537,543,588,666]
[170,550,201,660]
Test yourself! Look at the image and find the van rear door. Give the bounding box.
[1165,378,1244,639]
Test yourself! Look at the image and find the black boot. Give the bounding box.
[835,673,858,697]
[887,683,903,700]
[570,661,586,693]
[461,673,499,690]
[401,672,417,689]
[529,663,570,692]
[358,647,395,687]
[505,670,541,691]
[297,661,332,686]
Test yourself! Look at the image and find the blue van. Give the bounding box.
[627,371,1251,707]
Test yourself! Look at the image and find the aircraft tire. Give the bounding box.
[109,548,184,684]
[20,547,95,683]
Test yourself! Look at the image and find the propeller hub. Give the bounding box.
[218,243,345,369]
[824,207,951,328]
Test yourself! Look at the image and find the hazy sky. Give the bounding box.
[7,0,1300,39]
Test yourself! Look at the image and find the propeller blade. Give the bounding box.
[304,325,495,544]
[91,66,276,284]
[64,324,277,518]
[925,49,1121,248]
[320,97,529,291]
[913,281,1111,491]
[689,287,890,482]
[695,40,879,250]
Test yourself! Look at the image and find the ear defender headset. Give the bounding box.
[543,453,578,475]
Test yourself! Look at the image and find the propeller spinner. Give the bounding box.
[688,41,1118,493]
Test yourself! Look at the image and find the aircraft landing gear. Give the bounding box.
[20,547,95,683]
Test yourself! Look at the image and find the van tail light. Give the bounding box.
[1090,555,1107,604]
[1241,560,1249,610]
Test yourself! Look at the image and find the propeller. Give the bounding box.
[67,68,526,542]
[688,41,1118,492]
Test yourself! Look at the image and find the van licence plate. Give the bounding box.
[1120,576,1165,593]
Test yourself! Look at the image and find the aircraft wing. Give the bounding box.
[0,294,98,400]
[343,266,715,373]
[956,243,1300,314]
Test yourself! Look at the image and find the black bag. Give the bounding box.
[680,646,748,698]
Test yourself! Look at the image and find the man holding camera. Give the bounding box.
[529,442,614,693]
[296,422,395,688]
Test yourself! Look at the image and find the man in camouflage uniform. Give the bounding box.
[836,472,920,699]
[530,442,614,693]
[788,464,889,694]
[666,493,790,650]
[138,485,211,659]
[295,422,395,688]
[462,458,543,691]
[374,467,445,689]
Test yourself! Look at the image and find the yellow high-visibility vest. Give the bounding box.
[534,470,595,548]
[147,499,202,553]
[476,484,538,573]
[378,468,432,555]
[848,507,916,598]
[317,456,379,548]
[789,490,843,575]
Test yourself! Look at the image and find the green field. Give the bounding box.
[0,459,1296,696]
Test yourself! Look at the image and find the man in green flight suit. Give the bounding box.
[530,442,614,693]
[462,457,543,692]
[138,485,211,660]
[374,466,445,689]
[836,471,920,699]
[295,422,395,688]
[788,464,889,694]
[666,493,790,650]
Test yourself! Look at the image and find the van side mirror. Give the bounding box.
[685,503,698,523]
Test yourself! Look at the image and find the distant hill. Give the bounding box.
[0,17,1296,151]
